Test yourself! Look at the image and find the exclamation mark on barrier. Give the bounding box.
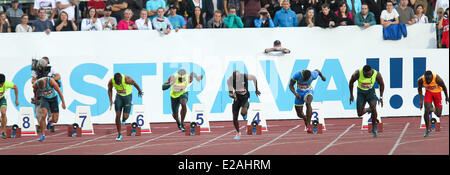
[413,57,426,108]
[389,58,403,109]
[366,58,379,88]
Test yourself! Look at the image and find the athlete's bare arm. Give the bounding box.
[125,76,143,97]
[417,78,424,109]
[189,73,203,84]
[108,80,113,110]
[376,72,385,107]
[50,78,65,109]
[348,70,359,104]
[227,77,236,100]
[435,75,449,104]
[247,74,261,96]
[314,69,326,81]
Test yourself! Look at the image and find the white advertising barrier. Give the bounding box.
[247,103,268,131]
[0,25,448,125]
[74,106,94,135]
[18,107,38,136]
[129,104,151,133]
[190,104,210,132]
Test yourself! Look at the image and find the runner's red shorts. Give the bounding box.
[424,91,443,108]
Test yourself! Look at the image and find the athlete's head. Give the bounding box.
[42,56,49,64]
[0,73,5,87]
[114,73,122,84]
[37,78,46,90]
[362,65,373,78]
[302,70,311,81]
[178,69,187,82]
[424,70,433,84]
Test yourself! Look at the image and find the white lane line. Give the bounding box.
[173,126,245,155]
[388,122,410,155]
[0,132,66,151]
[315,124,355,155]
[105,130,179,155]
[244,125,300,155]
[39,131,125,155]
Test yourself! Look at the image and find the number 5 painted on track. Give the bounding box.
[196,113,204,126]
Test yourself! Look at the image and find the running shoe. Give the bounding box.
[47,122,52,130]
[1,132,6,139]
[180,125,186,132]
[243,115,247,121]
[50,125,55,132]
[424,130,430,137]
[38,135,45,142]
[371,130,378,137]
[116,134,123,141]
[233,132,241,140]
[121,120,126,125]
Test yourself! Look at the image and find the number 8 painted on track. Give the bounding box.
[23,116,30,129]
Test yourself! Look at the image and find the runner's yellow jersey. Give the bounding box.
[170,73,190,98]
[0,81,14,99]
[358,69,377,91]
[112,74,132,96]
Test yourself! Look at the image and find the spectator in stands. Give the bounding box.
[315,3,337,28]
[435,7,444,47]
[396,0,415,24]
[100,5,117,30]
[223,0,242,17]
[5,0,23,32]
[34,0,57,21]
[299,7,315,27]
[188,6,207,29]
[118,8,137,30]
[305,0,321,14]
[363,0,386,24]
[168,0,188,17]
[354,3,376,28]
[16,14,33,32]
[380,1,399,28]
[187,0,214,22]
[32,8,54,34]
[260,0,276,18]
[126,0,144,21]
[135,9,152,30]
[168,4,187,31]
[273,0,298,27]
[56,0,77,21]
[328,0,339,12]
[434,0,448,19]
[241,0,262,27]
[152,7,173,34]
[413,0,428,17]
[438,8,449,48]
[335,1,354,26]
[414,4,428,23]
[290,0,306,25]
[207,10,227,28]
[346,0,362,17]
[264,40,290,54]
[87,0,106,16]
[146,0,166,20]
[224,5,244,28]
[81,7,103,31]
[107,0,128,22]
[0,12,11,33]
[255,7,274,27]
[55,11,78,31]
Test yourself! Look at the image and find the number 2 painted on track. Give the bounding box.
[312,112,318,121]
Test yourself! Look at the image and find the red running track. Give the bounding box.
[0,116,447,155]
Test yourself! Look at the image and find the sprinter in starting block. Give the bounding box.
[349,65,385,137]
[227,71,261,140]
[0,74,19,139]
[108,73,143,141]
[417,70,448,137]
[289,69,326,133]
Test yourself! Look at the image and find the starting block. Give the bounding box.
[307,120,323,134]
[6,124,21,138]
[185,122,201,136]
[420,113,440,131]
[127,122,142,136]
[247,121,262,135]
[367,123,384,133]
[67,123,82,137]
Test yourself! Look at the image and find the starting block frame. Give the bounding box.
[6,126,21,138]
[67,125,82,137]
[185,125,201,136]
[246,124,262,135]
[126,124,142,136]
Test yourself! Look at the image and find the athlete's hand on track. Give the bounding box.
[349,95,354,104]
[255,90,261,96]
[15,100,19,106]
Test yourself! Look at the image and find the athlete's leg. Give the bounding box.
[115,110,123,134]
[180,98,188,124]
[368,100,378,131]
[39,107,48,135]
[423,102,433,131]
[305,95,313,128]
[171,97,181,125]
[232,101,241,133]
[295,106,306,126]
[1,107,7,135]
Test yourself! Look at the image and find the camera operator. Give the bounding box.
[31,57,61,133]
[255,8,274,28]
[264,40,291,54]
